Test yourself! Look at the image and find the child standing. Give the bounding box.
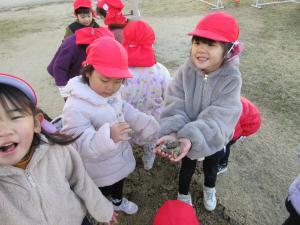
[64,0,99,39]
[47,27,113,99]
[61,37,159,215]
[0,73,116,225]
[217,96,261,174]
[155,12,243,211]
[121,20,171,170]
[283,145,300,225]
[96,0,129,43]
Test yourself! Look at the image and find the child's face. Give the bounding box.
[0,103,41,166]
[87,70,123,97]
[191,39,225,74]
[77,12,93,26]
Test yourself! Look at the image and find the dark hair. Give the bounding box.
[96,7,107,17]
[81,64,95,85]
[75,7,92,15]
[0,84,77,147]
[191,36,234,59]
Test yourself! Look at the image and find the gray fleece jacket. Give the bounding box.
[159,57,242,159]
[0,139,113,225]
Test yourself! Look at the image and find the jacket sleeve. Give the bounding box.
[177,76,242,159]
[123,102,159,144]
[51,38,76,86]
[64,146,114,223]
[158,67,191,137]
[62,105,117,159]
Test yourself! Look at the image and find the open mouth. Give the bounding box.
[0,143,17,153]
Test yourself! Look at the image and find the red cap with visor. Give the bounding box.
[75,27,114,45]
[73,0,92,11]
[83,36,132,78]
[188,12,240,43]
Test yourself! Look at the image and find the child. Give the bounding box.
[283,145,300,225]
[61,36,159,215]
[153,200,202,225]
[121,20,171,170]
[0,73,117,225]
[64,0,99,39]
[47,27,113,99]
[217,96,261,174]
[155,12,243,211]
[96,0,129,43]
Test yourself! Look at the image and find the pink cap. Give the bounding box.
[83,36,132,78]
[188,12,239,43]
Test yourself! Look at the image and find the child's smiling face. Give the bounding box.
[77,12,93,26]
[0,101,41,166]
[191,38,225,74]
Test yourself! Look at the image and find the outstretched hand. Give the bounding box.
[155,135,191,162]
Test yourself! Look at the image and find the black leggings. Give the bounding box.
[219,139,237,166]
[179,149,225,194]
[283,198,300,225]
[99,179,125,206]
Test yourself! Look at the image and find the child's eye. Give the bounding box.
[100,79,109,83]
[11,115,24,120]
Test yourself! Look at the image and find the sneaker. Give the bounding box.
[177,193,192,206]
[142,143,156,170]
[217,163,228,175]
[203,186,216,211]
[113,198,138,215]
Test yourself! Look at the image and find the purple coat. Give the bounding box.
[47,35,86,86]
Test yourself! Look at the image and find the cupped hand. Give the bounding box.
[170,138,192,162]
[110,122,132,142]
[154,134,177,158]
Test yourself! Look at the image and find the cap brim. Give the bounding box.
[188,30,230,42]
[94,65,132,78]
[0,73,37,105]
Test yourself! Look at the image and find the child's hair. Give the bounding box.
[81,64,95,84]
[75,7,92,15]
[0,84,76,147]
[192,36,234,60]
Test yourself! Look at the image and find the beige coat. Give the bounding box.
[0,139,113,225]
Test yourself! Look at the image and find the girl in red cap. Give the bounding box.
[61,37,159,215]
[0,73,117,225]
[155,12,244,211]
[96,0,129,43]
[64,0,99,39]
[217,96,261,175]
[121,20,171,170]
[47,27,113,100]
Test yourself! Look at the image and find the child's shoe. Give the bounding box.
[217,163,228,175]
[142,143,156,170]
[113,198,138,215]
[177,193,193,206]
[203,186,216,211]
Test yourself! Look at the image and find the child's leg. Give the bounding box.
[178,156,197,195]
[219,139,236,166]
[283,198,300,225]
[203,150,225,187]
[142,142,156,170]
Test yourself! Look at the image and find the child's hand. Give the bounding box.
[110,122,132,142]
[155,134,177,158]
[171,138,192,162]
[106,211,118,225]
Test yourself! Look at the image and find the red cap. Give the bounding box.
[153,200,201,225]
[83,37,132,78]
[97,0,124,10]
[123,20,156,67]
[73,0,92,11]
[75,27,114,45]
[188,12,239,43]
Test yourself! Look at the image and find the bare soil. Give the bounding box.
[0,1,299,224]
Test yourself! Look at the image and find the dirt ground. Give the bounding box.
[0,0,299,224]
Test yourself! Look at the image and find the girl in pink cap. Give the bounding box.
[0,73,117,225]
[64,0,99,39]
[61,36,159,215]
[96,0,129,43]
[121,20,171,170]
[155,12,244,211]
